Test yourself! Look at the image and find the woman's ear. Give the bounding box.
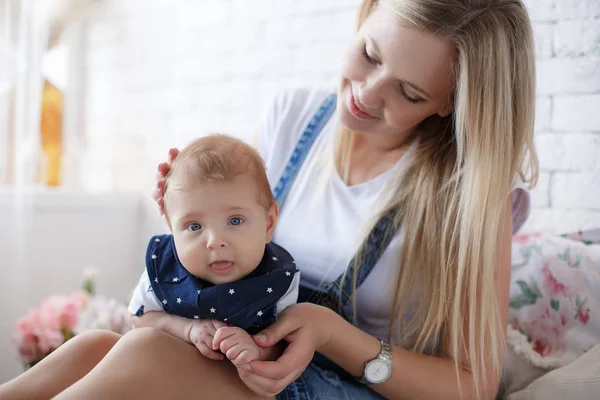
[438,93,454,118]
[438,100,454,118]
[265,201,279,243]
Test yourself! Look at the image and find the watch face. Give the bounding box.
[365,359,391,383]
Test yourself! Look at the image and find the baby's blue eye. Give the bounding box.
[187,223,202,232]
[229,217,243,226]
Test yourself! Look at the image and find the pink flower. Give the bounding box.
[513,233,542,245]
[60,302,80,331]
[13,292,87,366]
[70,291,89,309]
[541,258,582,299]
[528,307,567,358]
[35,328,64,355]
[577,307,591,324]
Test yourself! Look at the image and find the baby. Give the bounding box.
[128,134,300,367]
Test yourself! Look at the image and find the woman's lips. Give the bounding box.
[348,91,377,120]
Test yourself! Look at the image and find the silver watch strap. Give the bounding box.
[379,340,392,362]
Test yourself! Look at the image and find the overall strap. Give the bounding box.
[273,93,337,208]
[272,92,399,324]
[324,208,399,322]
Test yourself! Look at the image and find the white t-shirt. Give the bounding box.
[258,88,531,344]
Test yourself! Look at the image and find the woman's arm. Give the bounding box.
[319,197,514,400]
[250,197,514,400]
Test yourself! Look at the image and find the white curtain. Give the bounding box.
[0,0,49,381]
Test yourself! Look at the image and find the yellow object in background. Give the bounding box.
[40,80,63,186]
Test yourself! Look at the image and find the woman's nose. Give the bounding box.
[359,75,385,109]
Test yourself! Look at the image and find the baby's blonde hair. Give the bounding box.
[164,134,274,211]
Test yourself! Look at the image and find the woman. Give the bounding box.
[0,0,538,399]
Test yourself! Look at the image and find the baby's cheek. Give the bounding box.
[177,243,205,276]
[240,240,267,274]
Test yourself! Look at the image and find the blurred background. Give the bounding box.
[0,0,599,382]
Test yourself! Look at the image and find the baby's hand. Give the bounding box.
[212,326,261,367]
[187,319,228,361]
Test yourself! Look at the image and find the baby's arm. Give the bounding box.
[213,327,283,366]
[129,271,226,360]
[134,312,226,360]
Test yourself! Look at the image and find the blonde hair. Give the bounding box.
[341,0,539,398]
[164,134,274,210]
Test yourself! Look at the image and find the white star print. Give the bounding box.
[177,298,182,304]
[194,315,199,319]
[155,238,160,242]
[154,277,158,283]
[224,318,228,322]
[292,261,296,264]
[267,287,273,293]
[172,277,179,282]
[151,254,157,259]
[229,289,235,295]
[272,257,278,261]
[210,307,216,313]
[197,290,201,294]
[257,311,263,316]
[162,299,167,304]
[285,271,291,276]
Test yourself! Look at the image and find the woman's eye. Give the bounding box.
[399,86,420,104]
[228,217,243,226]
[361,44,379,65]
[187,223,202,232]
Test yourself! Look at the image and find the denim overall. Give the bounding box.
[273,93,399,325]
[273,93,394,400]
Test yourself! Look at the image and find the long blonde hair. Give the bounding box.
[339,0,539,397]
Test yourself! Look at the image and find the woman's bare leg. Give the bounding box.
[0,330,121,400]
[53,327,273,400]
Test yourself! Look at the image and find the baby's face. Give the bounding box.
[165,173,277,285]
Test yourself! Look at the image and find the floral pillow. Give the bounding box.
[508,229,600,367]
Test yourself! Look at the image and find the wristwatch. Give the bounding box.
[360,339,393,385]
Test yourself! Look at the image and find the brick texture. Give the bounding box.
[78,0,600,233]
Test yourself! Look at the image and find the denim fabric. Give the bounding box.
[276,356,386,400]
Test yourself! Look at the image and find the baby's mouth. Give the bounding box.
[209,261,234,275]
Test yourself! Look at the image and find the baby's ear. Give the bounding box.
[265,201,279,243]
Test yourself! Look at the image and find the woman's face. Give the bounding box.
[338,5,456,144]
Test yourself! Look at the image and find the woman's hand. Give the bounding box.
[151,147,179,215]
[236,303,336,397]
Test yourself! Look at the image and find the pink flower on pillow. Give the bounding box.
[513,233,542,245]
[577,307,591,324]
[529,307,567,358]
[541,258,586,299]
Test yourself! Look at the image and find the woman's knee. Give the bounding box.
[118,327,173,351]
[70,329,121,351]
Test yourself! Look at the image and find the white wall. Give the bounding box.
[78,0,600,233]
[0,190,141,381]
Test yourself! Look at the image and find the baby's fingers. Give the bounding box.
[196,341,223,361]
[167,148,179,164]
[230,348,260,367]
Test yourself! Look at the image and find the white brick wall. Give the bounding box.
[78,0,600,234]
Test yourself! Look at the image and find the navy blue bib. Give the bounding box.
[139,234,298,334]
